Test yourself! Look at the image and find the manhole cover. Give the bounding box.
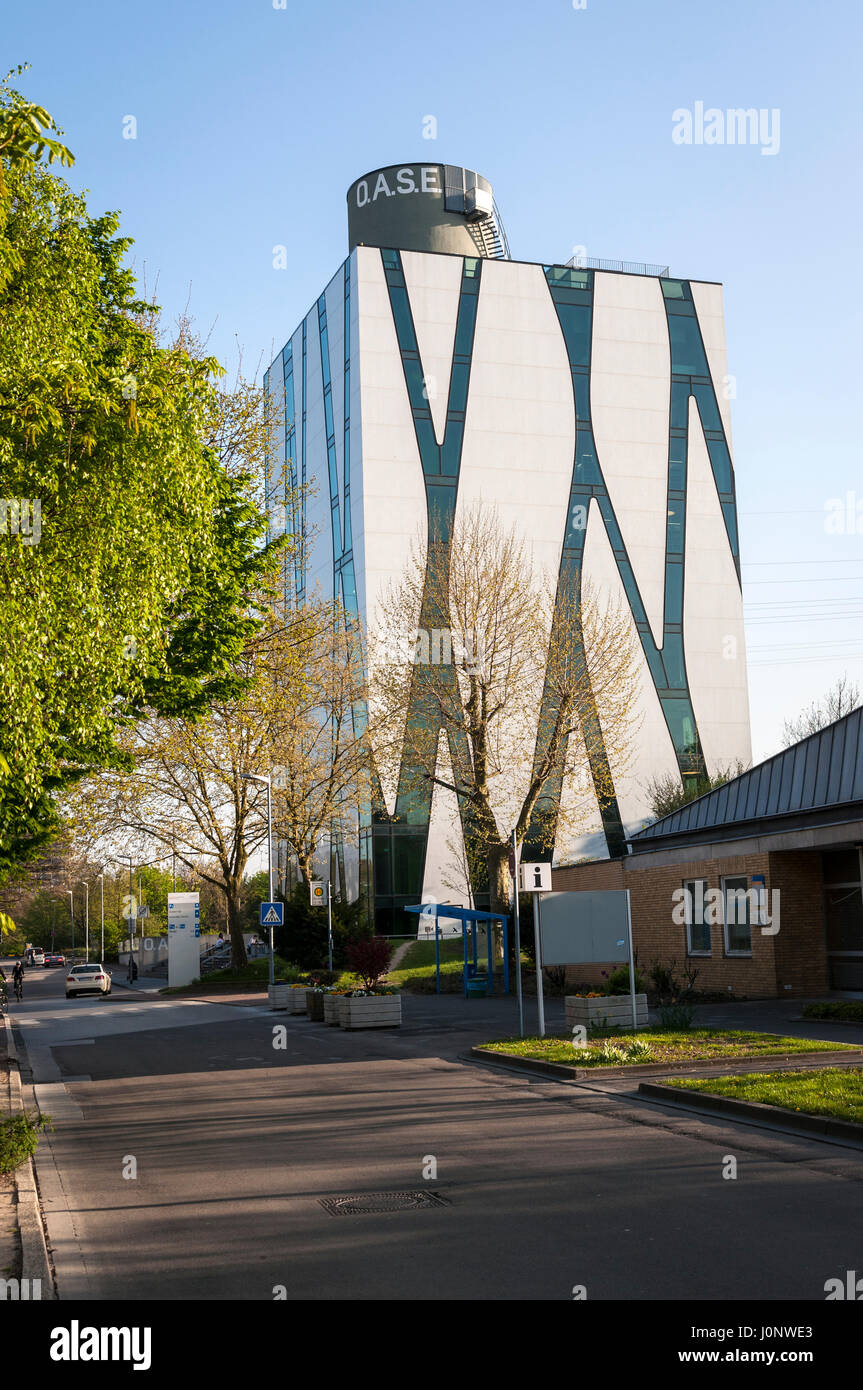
[320,1190,451,1216]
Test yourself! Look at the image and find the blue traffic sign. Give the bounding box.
[260,901,284,927]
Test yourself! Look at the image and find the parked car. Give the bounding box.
[30,948,45,966]
[65,963,112,999]
[44,954,66,967]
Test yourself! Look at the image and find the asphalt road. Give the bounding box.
[9,960,863,1301]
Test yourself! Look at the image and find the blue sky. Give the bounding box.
[7,0,863,761]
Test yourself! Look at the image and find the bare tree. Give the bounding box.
[781,674,861,748]
[271,602,370,887]
[370,504,640,915]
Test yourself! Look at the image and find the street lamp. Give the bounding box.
[80,881,89,963]
[241,772,274,986]
[66,889,74,961]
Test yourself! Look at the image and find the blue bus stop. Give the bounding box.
[404,903,510,997]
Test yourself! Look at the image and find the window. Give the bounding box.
[722,875,752,954]
[683,879,711,955]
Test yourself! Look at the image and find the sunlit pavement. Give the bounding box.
[9,960,863,1302]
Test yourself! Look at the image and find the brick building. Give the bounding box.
[551,708,863,999]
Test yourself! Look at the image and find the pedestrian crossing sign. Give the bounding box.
[260,901,284,927]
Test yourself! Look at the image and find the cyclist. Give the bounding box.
[0,966,6,1011]
[11,959,24,1002]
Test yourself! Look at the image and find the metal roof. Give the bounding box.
[629,706,863,853]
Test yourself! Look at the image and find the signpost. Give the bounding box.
[309,881,333,971]
[167,892,200,989]
[519,862,552,1037]
[509,833,524,1037]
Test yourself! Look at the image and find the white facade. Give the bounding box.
[266,246,751,927]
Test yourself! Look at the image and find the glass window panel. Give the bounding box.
[392,835,425,895]
[670,381,690,430]
[572,373,590,424]
[373,833,392,895]
[662,633,686,689]
[664,563,683,625]
[448,360,470,414]
[684,880,711,954]
[723,876,752,953]
[441,420,464,475]
[667,500,684,554]
[661,279,687,299]
[825,887,863,952]
[707,439,733,494]
[668,314,707,375]
[692,381,722,433]
[454,301,478,357]
[574,435,601,484]
[556,303,591,367]
[822,849,861,886]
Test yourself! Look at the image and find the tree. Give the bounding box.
[271,602,370,888]
[68,602,312,969]
[370,504,640,915]
[781,675,861,748]
[643,761,748,822]
[0,77,285,878]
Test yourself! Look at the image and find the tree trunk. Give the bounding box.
[225,883,247,969]
[486,843,511,919]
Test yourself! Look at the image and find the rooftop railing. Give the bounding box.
[566,255,670,277]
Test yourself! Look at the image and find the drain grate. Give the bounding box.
[320,1190,451,1217]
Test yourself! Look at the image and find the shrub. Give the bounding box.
[802,1001,863,1022]
[623,1037,653,1062]
[659,1003,696,1031]
[345,936,394,992]
[0,1110,51,1173]
[542,964,568,995]
[603,963,645,995]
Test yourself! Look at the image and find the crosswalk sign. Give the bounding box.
[260,901,284,927]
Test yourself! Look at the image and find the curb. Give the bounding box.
[638,1079,863,1145]
[469,1044,863,1083]
[3,1013,55,1298]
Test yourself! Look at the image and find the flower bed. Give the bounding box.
[566,992,649,1031]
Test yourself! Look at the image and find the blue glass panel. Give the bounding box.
[323,389,334,441]
[441,421,463,476]
[662,633,686,689]
[573,373,590,423]
[693,381,722,433]
[662,699,699,764]
[454,302,478,357]
[661,280,687,299]
[403,357,426,406]
[721,501,739,555]
[415,417,439,472]
[707,439,733,494]
[670,381,690,430]
[665,562,683,624]
[667,500,684,553]
[668,314,708,375]
[448,360,471,414]
[669,435,687,491]
[389,286,416,350]
[574,434,601,484]
[556,303,591,367]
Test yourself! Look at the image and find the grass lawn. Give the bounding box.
[389,937,516,992]
[667,1068,863,1125]
[476,1029,859,1069]
[164,956,298,990]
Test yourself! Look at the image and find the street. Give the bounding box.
[7,959,863,1301]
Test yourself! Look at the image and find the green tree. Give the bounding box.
[643,761,748,822]
[0,76,285,878]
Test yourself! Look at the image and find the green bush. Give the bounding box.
[0,1110,51,1173]
[802,1001,863,1022]
[604,963,646,995]
[659,1003,696,1031]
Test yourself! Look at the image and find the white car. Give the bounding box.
[31,948,45,966]
[65,963,112,999]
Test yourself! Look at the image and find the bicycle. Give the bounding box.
[13,977,23,1003]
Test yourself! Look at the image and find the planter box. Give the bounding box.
[285,988,308,1014]
[268,982,293,1010]
[566,993,648,1031]
[305,990,325,1021]
[340,995,402,1031]
[323,993,347,1026]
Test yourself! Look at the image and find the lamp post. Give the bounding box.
[241,772,274,986]
[81,881,89,963]
[66,889,74,961]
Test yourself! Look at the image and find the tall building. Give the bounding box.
[265,161,751,932]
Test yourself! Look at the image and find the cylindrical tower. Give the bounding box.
[347,163,509,259]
